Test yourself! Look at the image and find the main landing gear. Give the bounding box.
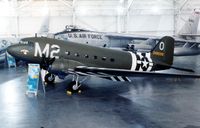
[44,73,55,84]
[43,72,87,95]
[66,74,82,95]
[66,74,90,95]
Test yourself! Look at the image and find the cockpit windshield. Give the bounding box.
[54,25,90,35]
[19,40,34,47]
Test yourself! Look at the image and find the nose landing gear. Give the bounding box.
[44,73,55,84]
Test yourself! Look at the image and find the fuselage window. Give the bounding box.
[110,58,115,62]
[85,54,89,58]
[94,56,97,59]
[102,57,106,61]
[103,44,107,47]
[75,53,79,57]
[65,51,70,55]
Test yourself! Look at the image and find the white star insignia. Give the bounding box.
[142,59,148,68]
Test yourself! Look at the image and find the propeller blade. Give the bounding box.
[49,57,55,65]
[40,54,55,70]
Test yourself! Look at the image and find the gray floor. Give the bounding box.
[0,56,200,128]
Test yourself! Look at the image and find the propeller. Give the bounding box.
[40,54,55,70]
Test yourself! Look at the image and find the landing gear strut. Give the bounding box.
[67,74,82,94]
[45,73,55,84]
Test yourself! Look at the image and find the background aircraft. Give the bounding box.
[7,36,200,92]
[0,38,20,64]
[53,11,200,56]
[0,14,49,65]
[1,10,199,65]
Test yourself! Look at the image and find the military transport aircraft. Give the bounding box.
[7,36,200,92]
[53,11,200,56]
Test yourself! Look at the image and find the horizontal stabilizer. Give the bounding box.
[155,62,195,73]
[170,66,194,73]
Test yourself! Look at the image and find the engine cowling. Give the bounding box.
[48,59,84,74]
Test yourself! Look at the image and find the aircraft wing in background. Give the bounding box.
[178,34,200,37]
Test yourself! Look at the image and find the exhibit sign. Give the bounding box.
[26,64,40,96]
[6,52,16,68]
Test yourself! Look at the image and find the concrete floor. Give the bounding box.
[0,56,200,128]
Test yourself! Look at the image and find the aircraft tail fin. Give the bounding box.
[178,10,200,38]
[38,13,50,35]
[151,36,194,72]
[151,36,174,66]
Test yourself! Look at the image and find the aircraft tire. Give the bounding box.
[67,81,81,93]
[45,73,55,84]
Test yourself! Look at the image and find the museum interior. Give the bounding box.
[0,0,200,128]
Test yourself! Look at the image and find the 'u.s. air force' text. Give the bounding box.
[67,33,103,39]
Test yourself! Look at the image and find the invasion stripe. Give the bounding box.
[114,76,120,81]
[122,76,131,82]
[118,76,125,82]
[110,76,117,81]
[128,51,137,71]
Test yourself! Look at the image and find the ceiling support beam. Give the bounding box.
[125,0,134,33]
[58,0,72,8]
[179,0,189,12]
[173,0,177,35]
[17,0,33,10]
[127,0,134,13]
[72,0,76,25]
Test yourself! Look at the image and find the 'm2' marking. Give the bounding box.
[34,42,60,59]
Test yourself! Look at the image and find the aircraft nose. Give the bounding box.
[7,44,20,56]
[7,44,31,59]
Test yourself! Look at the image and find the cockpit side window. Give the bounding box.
[102,57,106,61]
[65,51,70,55]
[94,56,98,59]
[110,58,115,62]
[75,53,79,57]
[28,42,34,48]
[85,54,89,58]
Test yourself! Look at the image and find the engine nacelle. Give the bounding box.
[48,59,84,75]
[174,47,200,56]
[127,43,153,52]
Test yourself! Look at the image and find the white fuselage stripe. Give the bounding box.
[128,51,137,71]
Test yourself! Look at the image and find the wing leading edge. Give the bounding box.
[74,66,200,82]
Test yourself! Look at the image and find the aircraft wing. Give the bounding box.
[106,33,200,43]
[74,66,200,82]
[105,33,158,40]
[179,34,200,37]
[106,33,200,56]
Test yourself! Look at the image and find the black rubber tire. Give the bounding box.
[45,73,55,84]
[67,81,81,93]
